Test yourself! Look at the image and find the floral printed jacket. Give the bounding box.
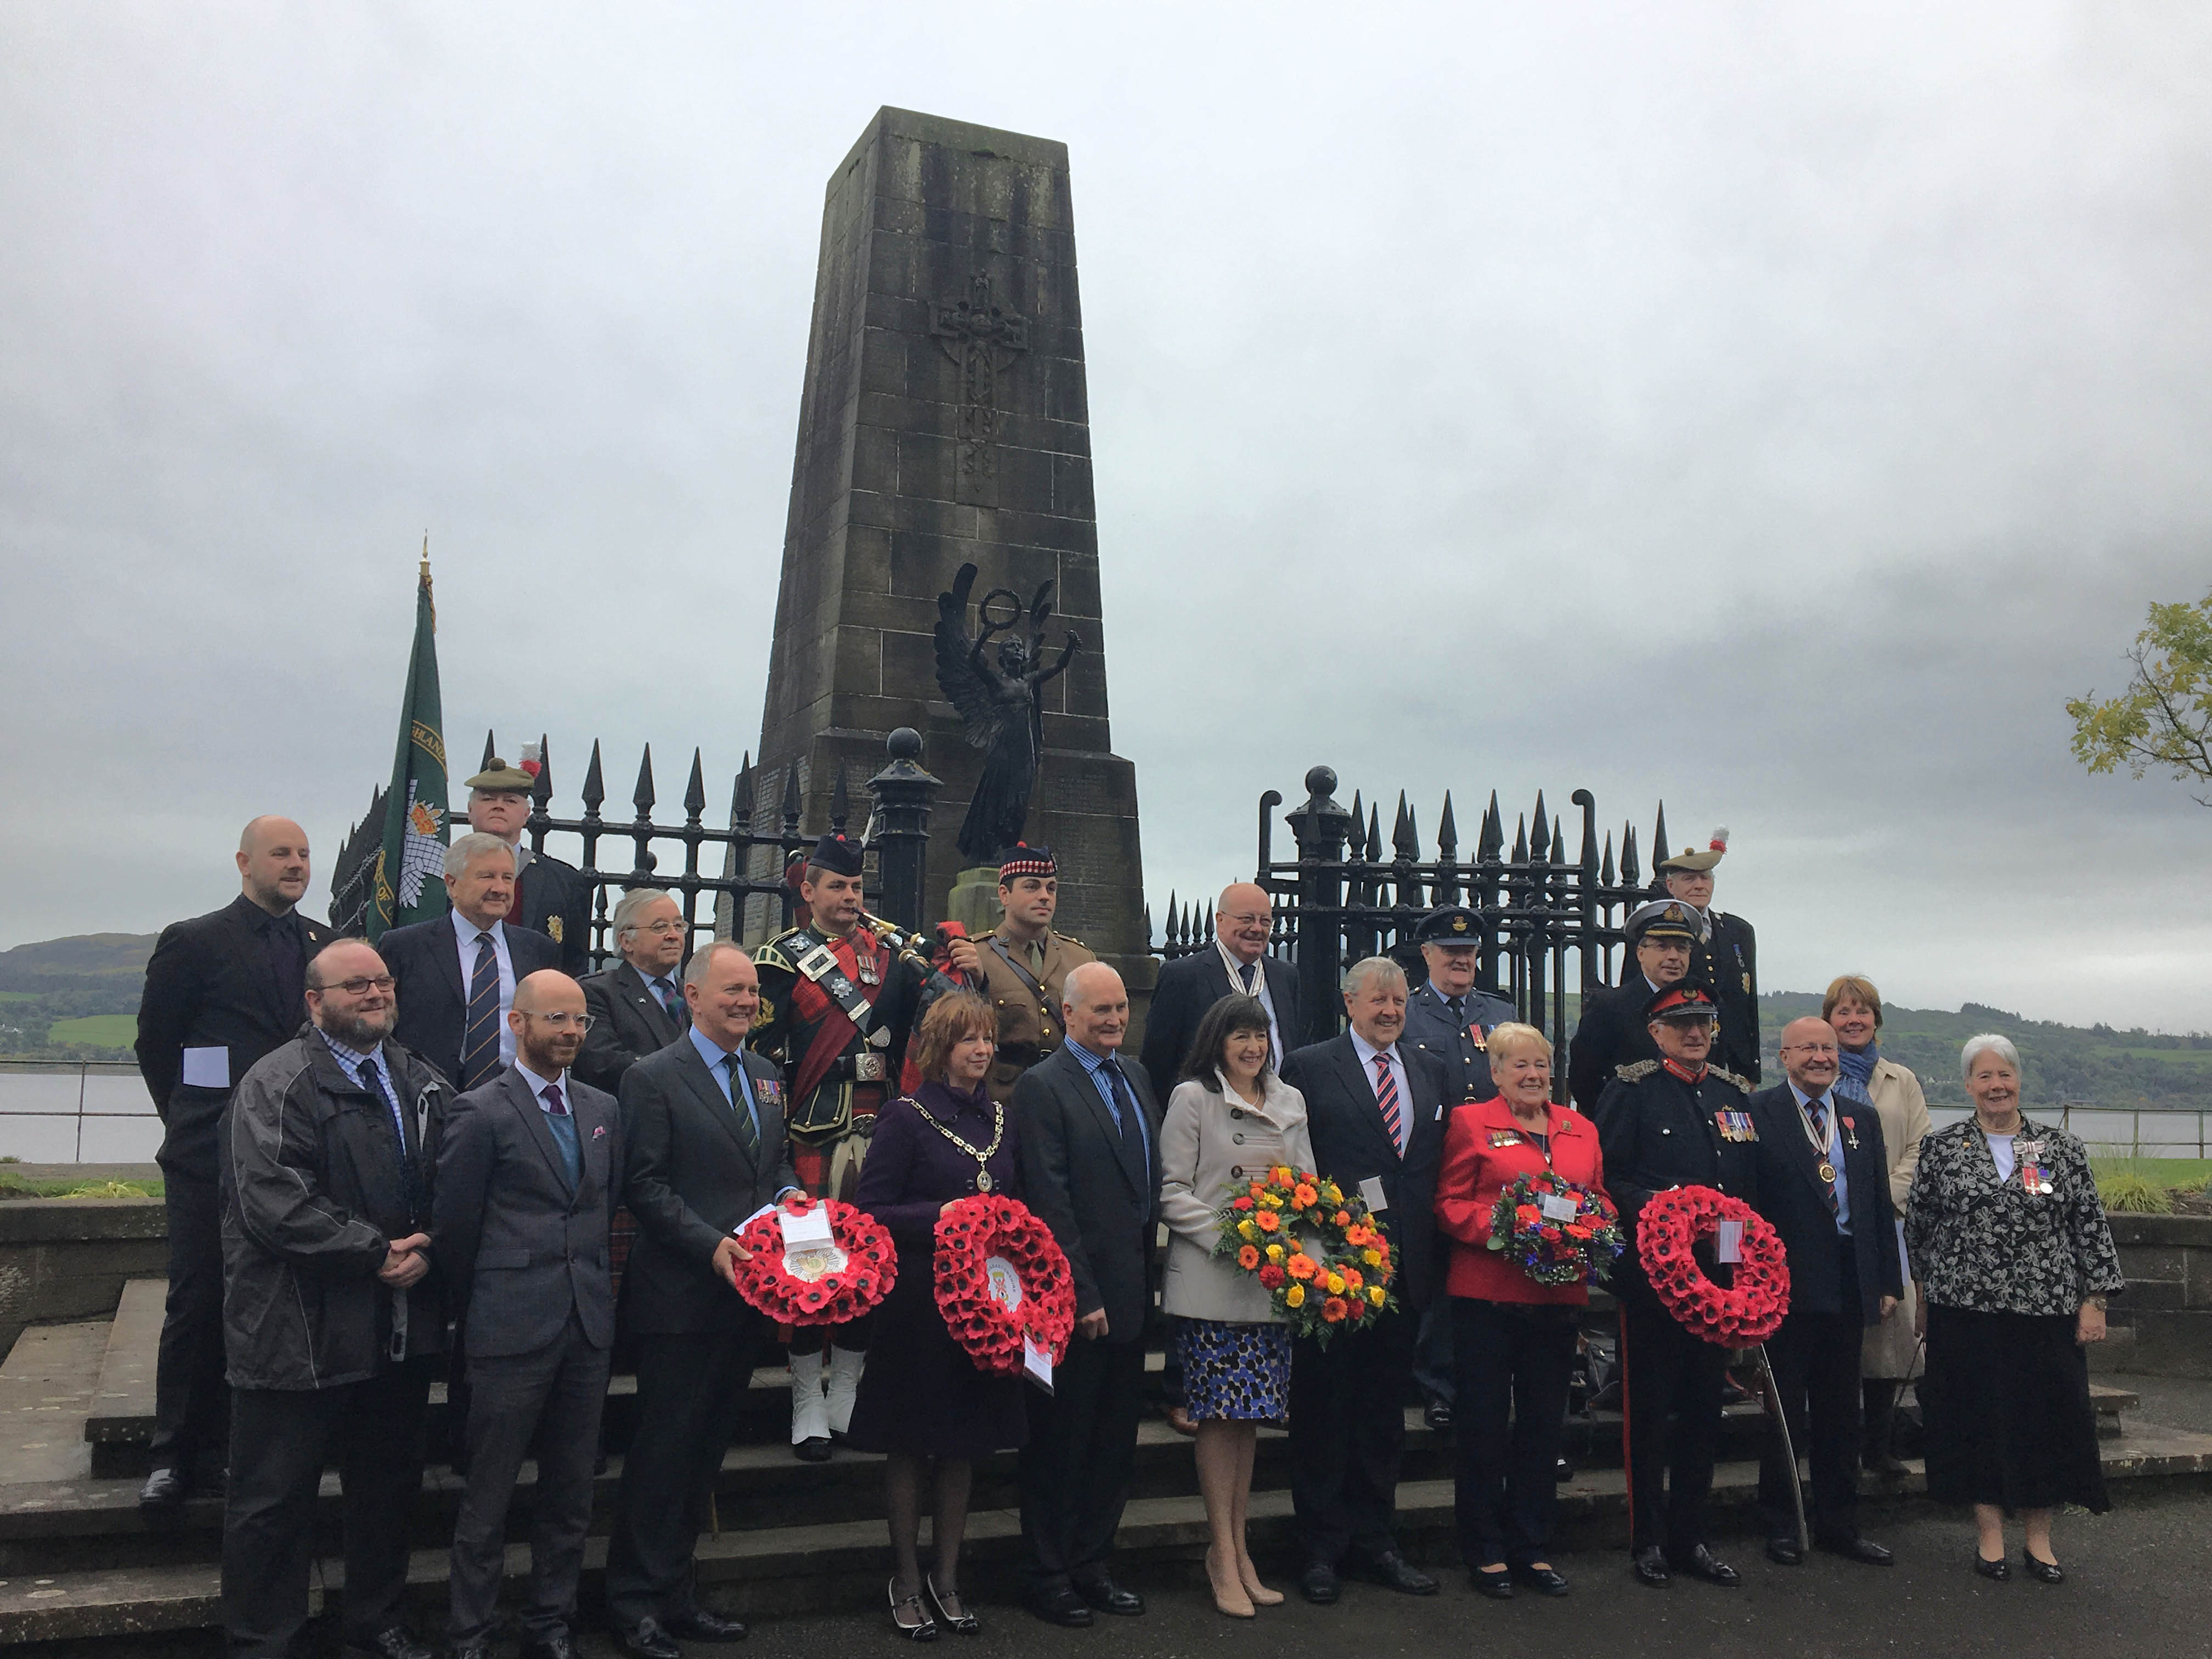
[1904,1116,2124,1317]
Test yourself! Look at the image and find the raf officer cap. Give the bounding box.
[806,832,865,878]
[1415,905,1485,948]
[1624,898,1701,946]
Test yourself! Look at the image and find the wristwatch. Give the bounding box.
[2087,1296,2109,1310]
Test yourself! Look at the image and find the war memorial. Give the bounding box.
[1,105,2209,1657]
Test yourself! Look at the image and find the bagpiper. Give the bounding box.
[749,832,925,1460]
[945,843,1098,1104]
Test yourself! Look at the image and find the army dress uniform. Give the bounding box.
[1590,985,1761,1578]
[1656,832,1759,1087]
[973,847,1097,1105]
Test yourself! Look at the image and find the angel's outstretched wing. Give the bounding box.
[934,562,1007,751]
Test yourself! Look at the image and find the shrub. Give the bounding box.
[2103,1172,2173,1214]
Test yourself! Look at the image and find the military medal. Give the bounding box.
[1817,1159,1837,1183]
[857,957,881,986]
[1488,1128,1523,1149]
[2022,1164,2052,1195]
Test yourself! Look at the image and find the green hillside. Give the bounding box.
[0,933,156,1060]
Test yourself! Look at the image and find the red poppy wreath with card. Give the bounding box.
[933,1194,1077,1374]
[1635,1184,1789,1346]
[727,1198,896,1326]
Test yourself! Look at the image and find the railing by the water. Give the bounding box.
[0,1062,162,1164]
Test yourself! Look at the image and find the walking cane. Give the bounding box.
[1752,1342,1808,1556]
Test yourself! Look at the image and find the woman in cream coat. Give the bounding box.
[1824,975,1932,1475]
[1159,994,1316,1620]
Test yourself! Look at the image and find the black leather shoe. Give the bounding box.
[1469,1567,1513,1599]
[792,1436,832,1463]
[519,1637,578,1659]
[2021,1549,2063,1585]
[1766,1537,1804,1566]
[1973,1553,2010,1582]
[1298,1562,1341,1605]
[347,1629,434,1659]
[1024,1587,1093,1627]
[613,1619,682,1659]
[1554,1456,1573,1482]
[1424,1398,1452,1430]
[138,1466,187,1522]
[1671,1545,1739,1586]
[1819,1536,1894,1567]
[1511,1565,1570,1596]
[1346,1550,1438,1595]
[1074,1577,1144,1616]
[1632,1547,1671,1587]
[664,1609,748,1641]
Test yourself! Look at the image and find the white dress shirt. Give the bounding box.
[1215,939,1285,1064]
[1347,1027,1413,1153]
[449,908,518,1067]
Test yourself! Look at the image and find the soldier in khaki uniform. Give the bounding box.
[946,844,1096,1105]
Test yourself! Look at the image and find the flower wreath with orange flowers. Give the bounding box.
[1213,1164,1397,1346]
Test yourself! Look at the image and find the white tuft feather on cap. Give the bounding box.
[1708,826,1729,852]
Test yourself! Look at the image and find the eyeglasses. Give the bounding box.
[517,1011,596,1032]
[629,919,686,937]
[319,976,396,996]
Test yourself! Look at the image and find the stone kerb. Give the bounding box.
[0,1198,167,1359]
[2097,1212,2212,1380]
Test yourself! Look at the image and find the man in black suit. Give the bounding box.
[464,752,592,974]
[436,969,623,1659]
[1140,881,1299,1084]
[1748,1017,1901,1568]
[1014,962,1161,1628]
[1658,831,1760,1085]
[1279,956,1449,1605]
[577,889,691,1092]
[133,815,330,1517]
[605,943,801,1659]
[380,833,560,1091]
[1566,899,1702,1111]
[1592,983,1760,1589]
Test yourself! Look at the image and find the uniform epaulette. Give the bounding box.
[1709,1066,1752,1092]
[1614,1059,1660,1083]
[1052,930,1089,950]
[753,937,795,973]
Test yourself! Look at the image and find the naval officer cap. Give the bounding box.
[1645,981,1719,1023]
[1624,898,1702,946]
[1415,905,1485,947]
[1657,826,1729,874]
[806,832,865,878]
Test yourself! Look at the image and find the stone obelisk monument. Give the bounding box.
[754,107,1148,980]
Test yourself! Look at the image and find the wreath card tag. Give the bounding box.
[780,1204,846,1282]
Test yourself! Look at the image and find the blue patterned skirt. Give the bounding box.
[1175,1319,1291,1421]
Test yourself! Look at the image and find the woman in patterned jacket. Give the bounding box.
[1905,1033,2123,1585]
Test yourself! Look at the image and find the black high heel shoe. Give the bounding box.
[1973,1552,2010,1582]
[890,1580,939,1641]
[927,1575,980,1633]
[2021,1548,2064,1585]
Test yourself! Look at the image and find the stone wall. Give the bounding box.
[2095,1213,2212,1379]
[0,1198,165,1358]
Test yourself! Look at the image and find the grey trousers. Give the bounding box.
[447,1313,612,1645]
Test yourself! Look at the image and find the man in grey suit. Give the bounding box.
[576,890,691,1093]
[435,970,622,1659]
[1014,962,1161,1628]
[605,943,801,1659]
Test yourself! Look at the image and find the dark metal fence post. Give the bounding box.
[866,728,940,933]
[1283,766,1352,1047]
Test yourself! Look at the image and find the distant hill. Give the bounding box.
[0,933,157,989]
[0,933,157,1059]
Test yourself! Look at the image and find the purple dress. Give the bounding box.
[844,1081,1029,1457]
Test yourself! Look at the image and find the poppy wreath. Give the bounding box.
[1634,1184,1790,1346]
[1212,1164,1396,1347]
[1486,1169,1626,1288]
[933,1194,1077,1374]
[727,1198,897,1327]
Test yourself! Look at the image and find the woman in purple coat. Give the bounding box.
[848,991,1026,1639]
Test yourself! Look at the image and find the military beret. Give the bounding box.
[1624,898,1701,945]
[1645,982,1718,1023]
[1657,826,1729,874]
[998,842,1057,881]
[1415,905,1484,947]
[805,832,865,878]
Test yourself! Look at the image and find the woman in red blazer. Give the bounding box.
[1433,1022,1609,1600]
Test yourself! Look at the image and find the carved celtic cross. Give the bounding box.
[930,273,1029,505]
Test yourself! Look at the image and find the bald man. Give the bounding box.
[134,816,330,1519]
[1139,881,1301,1088]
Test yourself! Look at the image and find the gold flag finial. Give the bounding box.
[420,531,436,628]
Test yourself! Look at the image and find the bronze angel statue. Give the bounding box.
[933,562,1082,864]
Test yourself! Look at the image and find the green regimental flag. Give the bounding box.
[367,549,450,940]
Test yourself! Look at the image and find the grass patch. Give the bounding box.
[2091,1157,2212,1190]
[2103,1172,2174,1214]
[45,1014,137,1047]
[0,991,40,1003]
[0,1173,161,1199]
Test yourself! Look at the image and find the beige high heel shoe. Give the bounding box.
[1206,1548,1256,1618]
[1238,1553,1284,1606]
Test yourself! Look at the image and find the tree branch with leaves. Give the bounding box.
[2067,589,2212,806]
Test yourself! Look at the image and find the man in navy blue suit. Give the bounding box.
[1141,882,1300,1085]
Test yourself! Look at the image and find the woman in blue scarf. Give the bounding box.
[1823,976,1931,1476]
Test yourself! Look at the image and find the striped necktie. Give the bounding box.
[1372,1052,1404,1153]
[461,934,502,1090]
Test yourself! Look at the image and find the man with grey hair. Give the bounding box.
[1279,957,1451,1604]
[577,890,691,1092]
[380,833,560,1090]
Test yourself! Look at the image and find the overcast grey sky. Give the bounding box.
[4,3,2210,1030]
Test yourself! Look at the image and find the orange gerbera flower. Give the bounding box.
[1286,1253,1317,1281]
[1253,1210,1280,1233]
[1293,1183,1318,1208]
[1322,1297,1349,1323]
[1237,1244,1261,1269]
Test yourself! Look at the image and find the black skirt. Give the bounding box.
[1920,1305,2108,1514]
[842,1239,1028,1459]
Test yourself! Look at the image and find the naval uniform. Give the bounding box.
[1592,1057,1761,1560]
[1689,910,1760,1087]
